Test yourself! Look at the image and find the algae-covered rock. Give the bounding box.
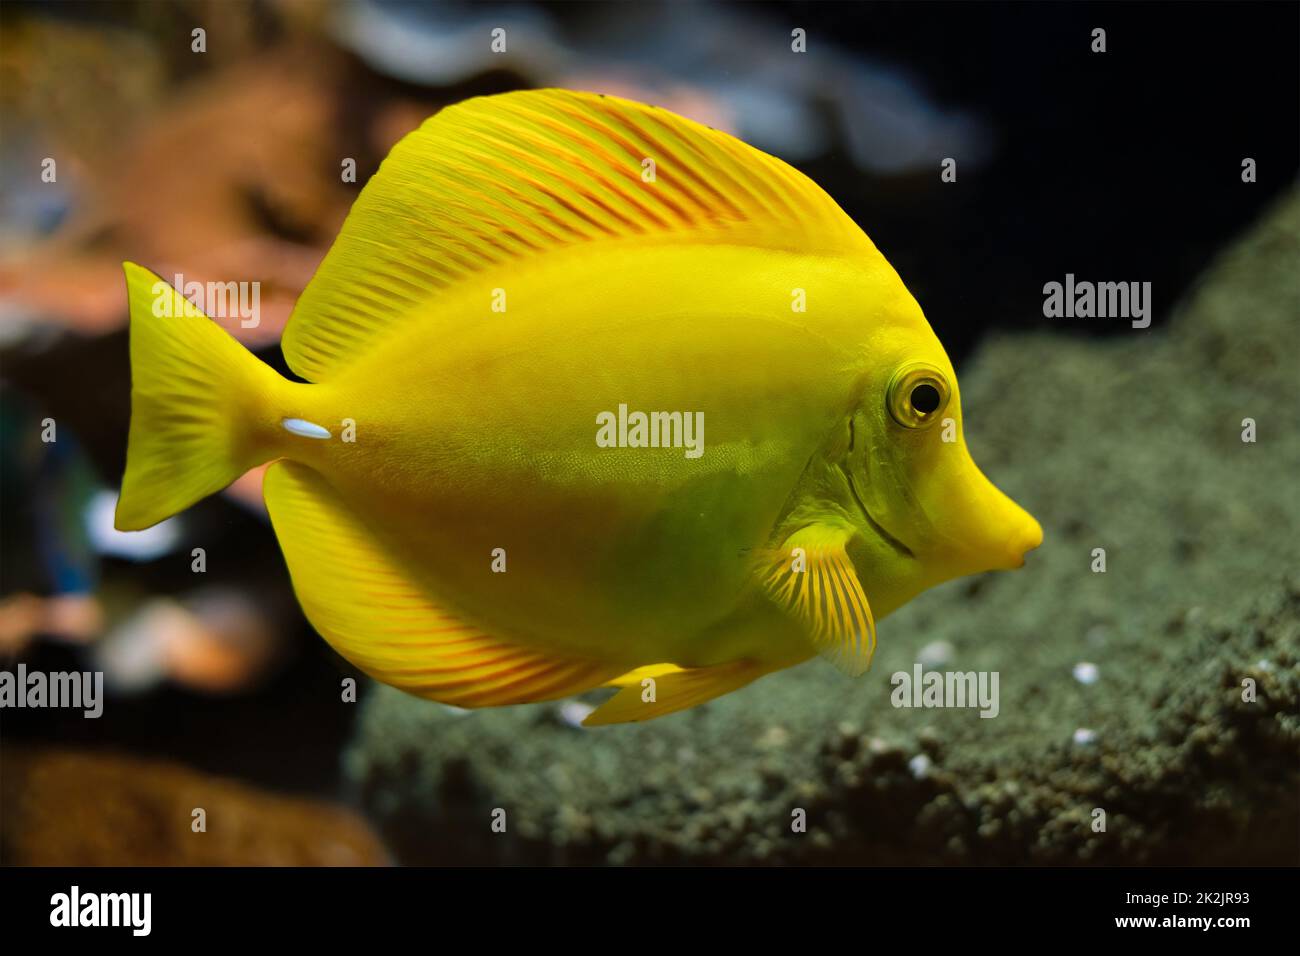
[344,187,1300,865]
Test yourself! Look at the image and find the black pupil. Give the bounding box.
[910,383,941,414]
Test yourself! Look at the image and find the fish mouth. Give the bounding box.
[844,468,915,560]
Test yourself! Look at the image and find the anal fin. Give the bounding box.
[263,461,621,707]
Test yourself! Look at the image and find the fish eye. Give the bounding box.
[910,383,941,414]
[887,363,951,428]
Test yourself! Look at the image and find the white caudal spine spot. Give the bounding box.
[282,418,332,440]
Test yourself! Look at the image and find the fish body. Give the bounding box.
[115,90,1041,724]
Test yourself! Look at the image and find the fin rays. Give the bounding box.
[282,89,867,381]
[263,461,622,707]
[762,524,877,676]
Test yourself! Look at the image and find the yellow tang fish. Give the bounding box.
[115,89,1042,725]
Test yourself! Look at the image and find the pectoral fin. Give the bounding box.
[762,522,876,676]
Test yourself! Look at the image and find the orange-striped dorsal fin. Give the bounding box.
[282,88,871,381]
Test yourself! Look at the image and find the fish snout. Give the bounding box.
[1003,513,1044,569]
[971,492,1042,571]
[939,457,1043,573]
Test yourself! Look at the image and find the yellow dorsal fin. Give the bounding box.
[263,461,621,707]
[282,88,870,381]
[762,522,877,676]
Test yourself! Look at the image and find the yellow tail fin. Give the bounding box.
[115,262,285,531]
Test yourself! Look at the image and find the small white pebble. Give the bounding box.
[908,754,932,779]
[1073,661,1100,685]
[1255,659,1274,672]
[559,701,595,727]
[1073,727,1098,746]
[917,640,955,667]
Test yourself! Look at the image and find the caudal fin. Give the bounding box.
[115,262,283,531]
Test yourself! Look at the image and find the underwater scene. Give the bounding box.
[1,0,1297,900]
